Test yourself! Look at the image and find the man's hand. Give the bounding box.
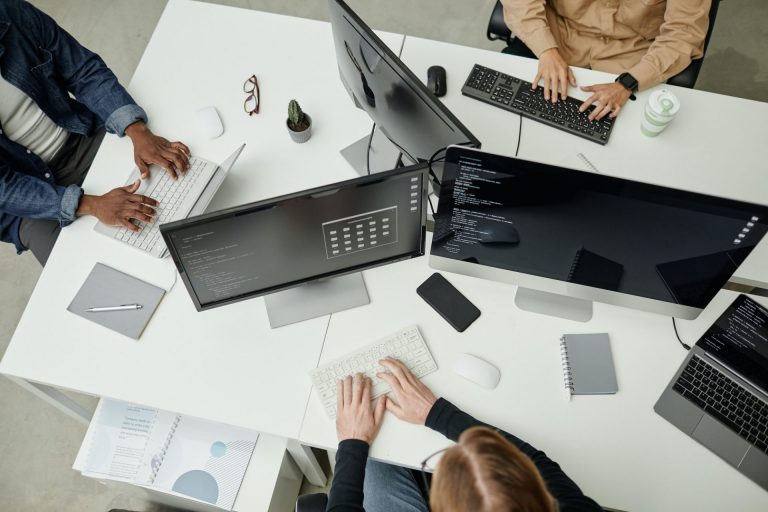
[336,373,387,444]
[533,48,576,102]
[579,82,632,121]
[377,358,437,425]
[77,180,158,232]
[125,121,190,180]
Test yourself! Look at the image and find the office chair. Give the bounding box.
[486,0,721,89]
[295,492,328,512]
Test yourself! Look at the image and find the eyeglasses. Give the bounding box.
[243,75,260,115]
[419,447,448,494]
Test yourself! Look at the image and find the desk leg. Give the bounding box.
[286,440,327,487]
[7,376,91,425]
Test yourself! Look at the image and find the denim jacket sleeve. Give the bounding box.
[22,1,147,136]
[0,162,81,226]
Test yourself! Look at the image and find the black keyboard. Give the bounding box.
[674,355,768,454]
[461,64,616,145]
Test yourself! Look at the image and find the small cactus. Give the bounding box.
[287,99,307,131]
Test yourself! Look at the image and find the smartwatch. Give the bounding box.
[616,72,638,100]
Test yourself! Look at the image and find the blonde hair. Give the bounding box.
[429,427,556,512]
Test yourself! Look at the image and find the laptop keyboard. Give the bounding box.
[674,355,768,454]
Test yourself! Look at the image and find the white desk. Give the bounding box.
[2,1,768,510]
[0,0,400,486]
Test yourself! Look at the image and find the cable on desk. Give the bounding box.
[515,114,523,157]
[427,195,436,216]
[365,122,376,175]
[672,317,691,351]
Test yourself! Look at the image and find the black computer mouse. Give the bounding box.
[427,65,447,97]
[478,223,520,245]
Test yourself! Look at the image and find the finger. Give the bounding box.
[120,218,140,232]
[171,141,191,156]
[591,103,612,121]
[568,68,577,87]
[550,74,558,103]
[609,104,622,119]
[374,395,386,425]
[532,69,542,90]
[337,380,344,412]
[380,358,409,384]
[559,68,568,100]
[386,358,419,385]
[162,148,189,174]
[385,396,404,418]
[134,204,157,216]
[343,375,352,406]
[580,85,595,92]
[128,194,159,207]
[377,372,404,396]
[126,209,153,223]
[579,94,598,113]
[352,373,364,404]
[122,179,141,193]
[137,161,150,180]
[542,73,550,101]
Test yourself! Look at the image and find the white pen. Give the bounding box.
[85,304,143,313]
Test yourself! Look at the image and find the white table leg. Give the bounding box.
[7,376,91,425]
[286,440,327,487]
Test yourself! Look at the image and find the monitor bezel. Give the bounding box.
[328,0,480,162]
[161,164,430,312]
[429,146,768,320]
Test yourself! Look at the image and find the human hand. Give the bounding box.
[377,358,437,425]
[125,121,190,180]
[77,180,158,232]
[336,373,387,444]
[578,82,632,121]
[533,48,576,102]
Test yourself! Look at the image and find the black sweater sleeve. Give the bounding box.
[425,398,603,512]
[326,439,370,512]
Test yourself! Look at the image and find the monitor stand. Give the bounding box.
[340,126,402,175]
[514,287,593,323]
[264,272,370,328]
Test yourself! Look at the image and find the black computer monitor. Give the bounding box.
[430,146,768,321]
[161,164,429,327]
[328,0,479,170]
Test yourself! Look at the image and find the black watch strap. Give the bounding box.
[616,72,638,100]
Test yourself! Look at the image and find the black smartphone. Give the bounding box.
[416,273,480,332]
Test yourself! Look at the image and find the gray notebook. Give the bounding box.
[67,263,165,339]
[559,333,618,396]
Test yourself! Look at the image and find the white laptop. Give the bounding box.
[94,144,245,258]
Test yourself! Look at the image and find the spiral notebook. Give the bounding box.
[559,333,618,397]
[82,399,258,510]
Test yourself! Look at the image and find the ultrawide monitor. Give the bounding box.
[430,147,768,320]
[328,0,479,165]
[161,165,428,325]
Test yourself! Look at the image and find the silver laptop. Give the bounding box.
[655,294,768,491]
[95,144,245,258]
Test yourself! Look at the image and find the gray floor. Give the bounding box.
[1,1,766,510]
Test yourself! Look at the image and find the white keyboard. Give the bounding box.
[309,325,438,418]
[113,157,216,256]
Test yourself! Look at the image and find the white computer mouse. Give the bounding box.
[453,353,501,390]
[195,106,224,139]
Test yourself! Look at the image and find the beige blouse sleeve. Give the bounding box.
[501,0,558,57]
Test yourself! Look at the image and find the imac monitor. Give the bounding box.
[328,0,479,171]
[429,147,768,321]
[161,164,429,328]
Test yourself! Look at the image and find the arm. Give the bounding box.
[627,0,711,91]
[21,1,145,136]
[326,375,387,512]
[501,0,558,57]
[426,398,602,512]
[0,163,81,226]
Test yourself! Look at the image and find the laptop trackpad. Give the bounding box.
[692,415,749,466]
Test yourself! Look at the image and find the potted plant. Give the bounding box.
[286,99,312,143]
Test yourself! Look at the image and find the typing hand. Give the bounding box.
[377,358,437,425]
[335,373,387,444]
[77,180,158,232]
[533,48,576,102]
[125,121,190,180]
[579,82,631,121]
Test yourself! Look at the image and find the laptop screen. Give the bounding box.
[699,294,768,392]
